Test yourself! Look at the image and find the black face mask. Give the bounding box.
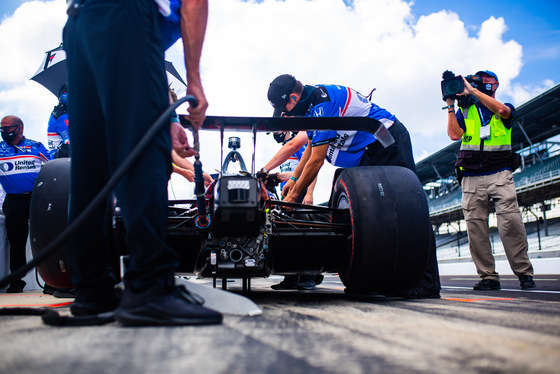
[283,99,308,117]
[1,127,19,144]
[479,83,495,96]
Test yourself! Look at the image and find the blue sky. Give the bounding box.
[0,0,559,201]
[1,0,558,87]
[409,0,560,86]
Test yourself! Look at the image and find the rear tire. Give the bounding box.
[29,158,73,288]
[332,166,430,293]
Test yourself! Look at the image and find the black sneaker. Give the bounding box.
[43,284,56,295]
[115,284,222,327]
[297,279,317,291]
[71,288,122,316]
[400,285,441,299]
[473,279,501,291]
[271,275,299,290]
[6,280,26,293]
[53,288,76,298]
[519,275,536,289]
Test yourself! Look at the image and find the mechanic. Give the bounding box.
[263,131,320,290]
[47,85,70,158]
[446,70,535,291]
[63,0,221,326]
[0,115,52,293]
[267,74,441,299]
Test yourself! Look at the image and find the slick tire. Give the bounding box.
[332,166,431,293]
[29,158,73,288]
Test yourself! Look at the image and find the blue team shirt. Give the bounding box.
[306,85,396,167]
[155,0,182,50]
[47,112,70,150]
[0,138,52,194]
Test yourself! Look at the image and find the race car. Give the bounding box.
[29,115,431,295]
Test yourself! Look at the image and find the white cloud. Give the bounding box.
[0,0,556,202]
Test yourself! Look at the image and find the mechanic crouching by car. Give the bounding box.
[445,70,535,291]
[267,74,441,299]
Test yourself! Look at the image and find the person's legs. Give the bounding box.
[64,4,117,303]
[65,0,220,325]
[3,195,30,292]
[491,171,535,289]
[462,175,500,290]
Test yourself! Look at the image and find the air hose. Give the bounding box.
[0,95,200,290]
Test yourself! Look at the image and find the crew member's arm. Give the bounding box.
[181,0,209,129]
[460,76,511,119]
[302,176,317,205]
[283,142,327,203]
[171,149,213,185]
[446,97,463,141]
[282,139,311,198]
[173,165,195,182]
[264,132,308,171]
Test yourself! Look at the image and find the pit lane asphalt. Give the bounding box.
[1,274,559,374]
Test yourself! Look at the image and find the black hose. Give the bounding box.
[0,95,198,290]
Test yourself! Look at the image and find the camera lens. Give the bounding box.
[445,80,462,95]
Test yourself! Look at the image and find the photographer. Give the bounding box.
[445,70,536,291]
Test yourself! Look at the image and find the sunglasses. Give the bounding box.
[0,125,20,133]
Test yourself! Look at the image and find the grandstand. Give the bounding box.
[416,83,560,260]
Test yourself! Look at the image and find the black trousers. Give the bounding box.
[360,119,441,291]
[63,0,176,292]
[3,194,31,280]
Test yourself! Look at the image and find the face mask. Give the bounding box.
[480,83,495,96]
[283,100,307,117]
[1,126,19,144]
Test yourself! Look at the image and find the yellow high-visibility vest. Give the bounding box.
[459,105,512,152]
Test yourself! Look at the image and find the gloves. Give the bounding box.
[256,167,269,181]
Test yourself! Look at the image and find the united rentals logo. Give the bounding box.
[327,133,350,161]
[0,162,14,172]
[0,160,36,172]
[14,160,36,170]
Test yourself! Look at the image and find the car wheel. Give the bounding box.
[29,158,74,288]
[332,166,431,293]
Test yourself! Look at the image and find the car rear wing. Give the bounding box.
[179,115,395,149]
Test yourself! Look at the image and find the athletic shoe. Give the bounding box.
[43,284,56,295]
[6,280,26,293]
[271,275,299,290]
[400,285,441,299]
[53,288,76,298]
[473,279,501,291]
[519,275,536,289]
[71,287,122,316]
[297,279,317,291]
[115,284,222,327]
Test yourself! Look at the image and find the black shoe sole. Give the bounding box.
[271,285,298,290]
[115,309,222,327]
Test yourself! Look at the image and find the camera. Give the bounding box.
[441,70,482,100]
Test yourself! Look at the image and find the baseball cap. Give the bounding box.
[476,70,499,82]
[268,74,297,117]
